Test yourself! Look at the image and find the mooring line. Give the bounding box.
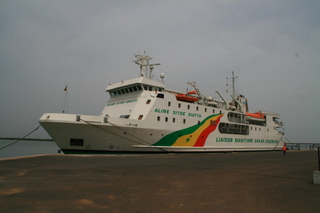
[0,125,42,151]
[80,118,168,152]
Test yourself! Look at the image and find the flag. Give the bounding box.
[64,85,68,91]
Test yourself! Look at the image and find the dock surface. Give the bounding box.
[1,151,320,213]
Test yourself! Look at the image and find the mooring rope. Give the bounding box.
[80,118,168,152]
[0,124,42,151]
[273,134,285,151]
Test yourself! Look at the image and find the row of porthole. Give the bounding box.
[250,126,269,132]
[149,99,216,114]
[157,116,201,124]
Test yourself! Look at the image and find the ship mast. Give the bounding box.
[134,53,160,79]
[226,71,238,97]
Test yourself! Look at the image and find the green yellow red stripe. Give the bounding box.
[153,113,223,147]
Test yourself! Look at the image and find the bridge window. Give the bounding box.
[157,93,164,98]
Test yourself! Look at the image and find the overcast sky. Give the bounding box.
[1,0,319,144]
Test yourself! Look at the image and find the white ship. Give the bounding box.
[39,54,285,154]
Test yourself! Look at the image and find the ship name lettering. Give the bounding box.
[154,108,170,114]
[188,113,201,118]
[235,138,253,143]
[265,140,278,144]
[216,137,233,142]
[173,110,185,116]
[254,139,265,143]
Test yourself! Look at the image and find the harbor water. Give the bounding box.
[0,140,59,159]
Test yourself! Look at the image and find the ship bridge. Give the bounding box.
[106,76,165,97]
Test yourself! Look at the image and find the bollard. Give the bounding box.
[314,147,320,184]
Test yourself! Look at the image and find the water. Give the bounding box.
[0,140,60,159]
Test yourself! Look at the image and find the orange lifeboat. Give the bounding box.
[176,91,199,102]
[246,112,265,119]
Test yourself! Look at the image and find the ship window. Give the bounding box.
[196,106,199,111]
[187,105,190,110]
[228,112,245,124]
[165,117,168,122]
[137,85,142,90]
[133,86,138,91]
[129,87,133,92]
[218,123,249,135]
[125,88,129,93]
[121,89,125,94]
[159,88,163,92]
[183,119,186,124]
[70,138,84,146]
[157,93,164,98]
[213,109,215,113]
[205,108,207,112]
[173,118,175,123]
[143,85,148,90]
[146,99,151,104]
[168,102,171,107]
[120,115,130,119]
[178,103,181,108]
[157,116,160,121]
[138,115,143,120]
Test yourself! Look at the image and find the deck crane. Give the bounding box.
[187,82,202,99]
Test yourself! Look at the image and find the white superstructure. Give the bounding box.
[39,54,285,154]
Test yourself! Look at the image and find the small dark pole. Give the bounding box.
[318,147,320,171]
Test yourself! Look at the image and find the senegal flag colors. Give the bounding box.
[153,113,223,147]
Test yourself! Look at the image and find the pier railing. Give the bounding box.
[287,143,320,151]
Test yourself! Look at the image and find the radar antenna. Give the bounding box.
[133,53,160,79]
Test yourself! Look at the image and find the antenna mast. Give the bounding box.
[133,53,160,79]
[226,71,238,97]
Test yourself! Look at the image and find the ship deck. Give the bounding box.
[1,151,319,212]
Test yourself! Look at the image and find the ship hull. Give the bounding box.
[40,113,285,154]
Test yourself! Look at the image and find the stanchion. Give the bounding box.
[314,147,320,184]
[318,147,320,171]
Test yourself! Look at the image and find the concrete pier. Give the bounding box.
[1,151,320,212]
